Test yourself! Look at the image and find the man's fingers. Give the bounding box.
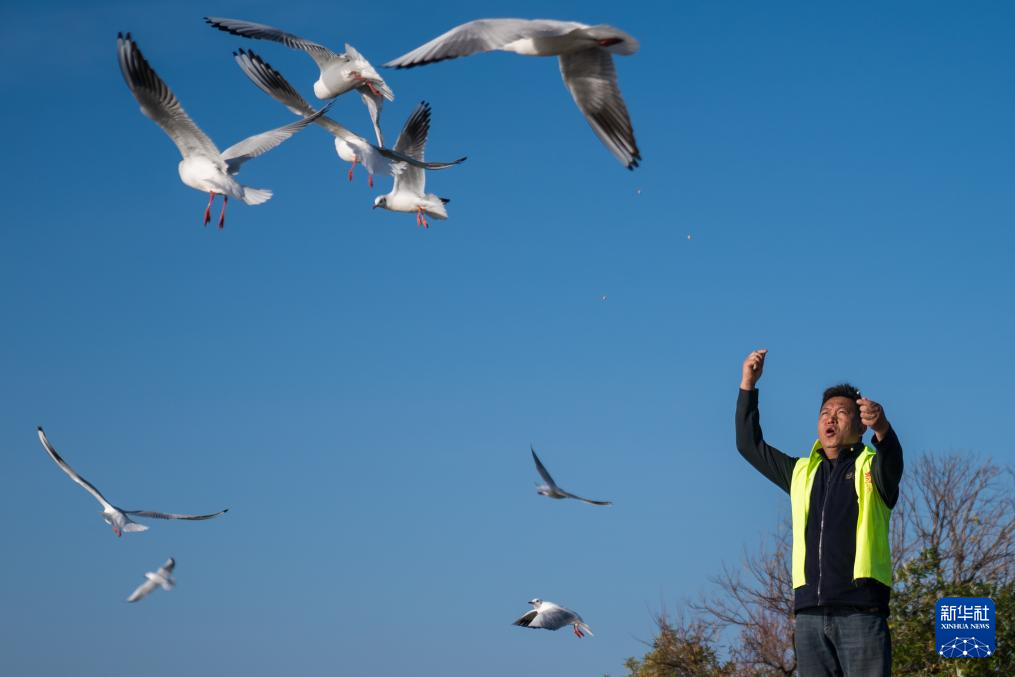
[857,399,881,413]
[861,406,882,423]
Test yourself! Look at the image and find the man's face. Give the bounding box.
[818,395,863,450]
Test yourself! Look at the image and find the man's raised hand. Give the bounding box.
[857,397,890,440]
[740,349,768,390]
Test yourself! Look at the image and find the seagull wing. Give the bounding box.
[530,605,580,631]
[358,87,385,147]
[158,558,176,576]
[512,609,539,627]
[560,490,612,506]
[124,508,228,521]
[117,32,222,163]
[204,17,342,69]
[36,427,114,511]
[221,102,331,173]
[126,577,158,603]
[233,48,358,142]
[383,19,582,68]
[375,147,466,173]
[392,101,431,159]
[530,447,558,488]
[391,102,433,196]
[558,48,640,169]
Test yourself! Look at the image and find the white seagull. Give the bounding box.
[117,32,328,228]
[127,558,176,603]
[384,18,640,169]
[530,446,612,506]
[513,599,594,638]
[232,48,465,188]
[37,427,228,538]
[371,102,461,228]
[204,16,393,147]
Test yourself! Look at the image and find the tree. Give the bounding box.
[693,524,795,675]
[621,611,736,677]
[622,453,1014,675]
[889,454,1015,675]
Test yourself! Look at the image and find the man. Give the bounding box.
[736,349,903,676]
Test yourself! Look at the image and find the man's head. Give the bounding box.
[818,383,864,455]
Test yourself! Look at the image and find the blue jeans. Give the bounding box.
[795,607,892,676]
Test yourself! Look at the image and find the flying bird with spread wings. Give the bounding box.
[530,446,612,506]
[513,598,594,638]
[117,32,327,227]
[36,427,228,537]
[204,16,393,148]
[371,101,463,228]
[127,558,176,603]
[384,18,641,169]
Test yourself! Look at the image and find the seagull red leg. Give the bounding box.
[203,192,215,226]
[368,174,374,189]
[218,195,228,229]
[348,158,358,181]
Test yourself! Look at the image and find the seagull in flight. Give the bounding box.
[530,446,612,506]
[117,32,328,228]
[232,48,465,188]
[372,102,463,228]
[204,16,393,147]
[384,18,641,169]
[36,427,228,537]
[127,558,176,603]
[513,599,594,638]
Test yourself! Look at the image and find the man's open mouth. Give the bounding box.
[824,426,837,437]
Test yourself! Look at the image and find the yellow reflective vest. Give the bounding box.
[790,441,893,588]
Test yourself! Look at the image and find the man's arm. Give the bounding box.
[859,398,903,508]
[736,389,797,493]
[736,350,797,493]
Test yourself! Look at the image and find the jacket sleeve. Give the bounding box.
[735,388,797,494]
[871,426,903,509]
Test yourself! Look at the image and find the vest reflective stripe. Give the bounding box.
[790,441,893,589]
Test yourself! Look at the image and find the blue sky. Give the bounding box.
[1,1,1013,675]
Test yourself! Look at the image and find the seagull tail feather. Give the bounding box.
[242,187,273,205]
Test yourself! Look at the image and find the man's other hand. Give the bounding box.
[740,349,768,390]
[858,397,890,440]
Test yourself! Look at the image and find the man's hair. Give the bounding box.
[821,383,862,414]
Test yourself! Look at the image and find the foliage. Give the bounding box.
[891,547,1014,676]
[620,612,736,677]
